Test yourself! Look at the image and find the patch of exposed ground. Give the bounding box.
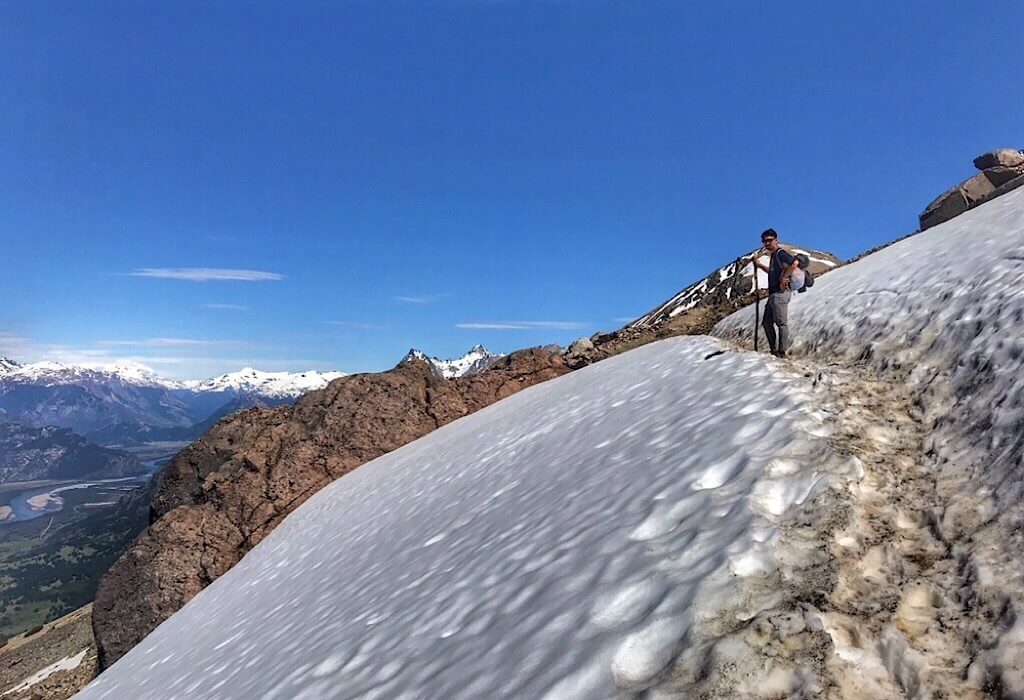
[0,605,94,700]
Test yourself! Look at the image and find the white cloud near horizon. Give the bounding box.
[128,268,285,282]
[455,321,587,330]
[98,338,245,348]
[204,303,249,310]
[324,321,382,329]
[394,293,451,304]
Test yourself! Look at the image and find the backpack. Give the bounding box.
[794,253,815,292]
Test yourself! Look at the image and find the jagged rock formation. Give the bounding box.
[400,345,500,378]
[92,347,568,668]
[919,147,1024,230]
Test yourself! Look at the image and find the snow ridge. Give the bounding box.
[180,368,346,399]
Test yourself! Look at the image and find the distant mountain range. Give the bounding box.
[0,361,346,445]
[401,345,501,378]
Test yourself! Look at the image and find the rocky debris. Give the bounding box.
[0,605,95,700]
[563,337,596,370]
[920,148,1024,230]
[973,147,1024,170]
[92,347,569,669]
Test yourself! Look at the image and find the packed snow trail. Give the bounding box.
[716,186,1024,696]
[76,336,860,699]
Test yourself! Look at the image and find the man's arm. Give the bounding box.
[780,259,799,290]
[751,253,768,272]
[777,249,798,289]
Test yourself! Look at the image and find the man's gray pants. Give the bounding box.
[762,290,791,354]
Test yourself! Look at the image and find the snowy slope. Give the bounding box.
[716,186,1024,688]
[78,336,858,699]
[402,345,501,378]
[0,358,20,375]
[180,368,346,399]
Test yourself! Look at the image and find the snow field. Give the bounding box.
[716,186,1024,694]
[78,336,857,699]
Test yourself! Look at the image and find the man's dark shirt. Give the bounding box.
[767,248,795,293]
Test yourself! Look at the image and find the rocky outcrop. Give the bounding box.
[92,348,568,668]
[920,148,1024,230]
[973,147,1024,170]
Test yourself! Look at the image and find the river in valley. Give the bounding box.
[0,448,180,526]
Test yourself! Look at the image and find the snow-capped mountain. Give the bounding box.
[401,345,501,378]
[0,362,346,443]
[0,363,195,437]
[629,243,839,328]
[0,360,170,389]
[180,367,346,399]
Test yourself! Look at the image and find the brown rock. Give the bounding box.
[563,337,599,370]
[919,184,969,231]
[93,349,569,668]
[973,148,1024,170]
[982,165,1024,188]
[960,171,996,204]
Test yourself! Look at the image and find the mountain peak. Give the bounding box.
[400,346,501,379]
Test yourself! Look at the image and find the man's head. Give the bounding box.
[760,228,779,252]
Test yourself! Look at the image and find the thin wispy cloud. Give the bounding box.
[394,293,451,304]
[612,317,637,323]
[455,321,587,330]
[98,337,244,348]
[204,303,249,311]
[324,321,383,329]
[128,268,285,282]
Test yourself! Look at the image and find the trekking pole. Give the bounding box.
[752,251,761,352]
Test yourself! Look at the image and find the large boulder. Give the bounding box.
[960,171,997,203]
[973,148,1024,170]
[563,336,599,369]
[920,150,1024,230]
[919,183,970,231]
[92,348,569,668]
[982,164,1024,188]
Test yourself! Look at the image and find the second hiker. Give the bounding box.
[753,228,799,357]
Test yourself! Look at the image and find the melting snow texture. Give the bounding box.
[77,336,853,699]
[717,187,1024,692]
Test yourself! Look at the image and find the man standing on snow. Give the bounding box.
[752,228,800,357]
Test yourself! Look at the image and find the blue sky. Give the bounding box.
[2,1,1022,378]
